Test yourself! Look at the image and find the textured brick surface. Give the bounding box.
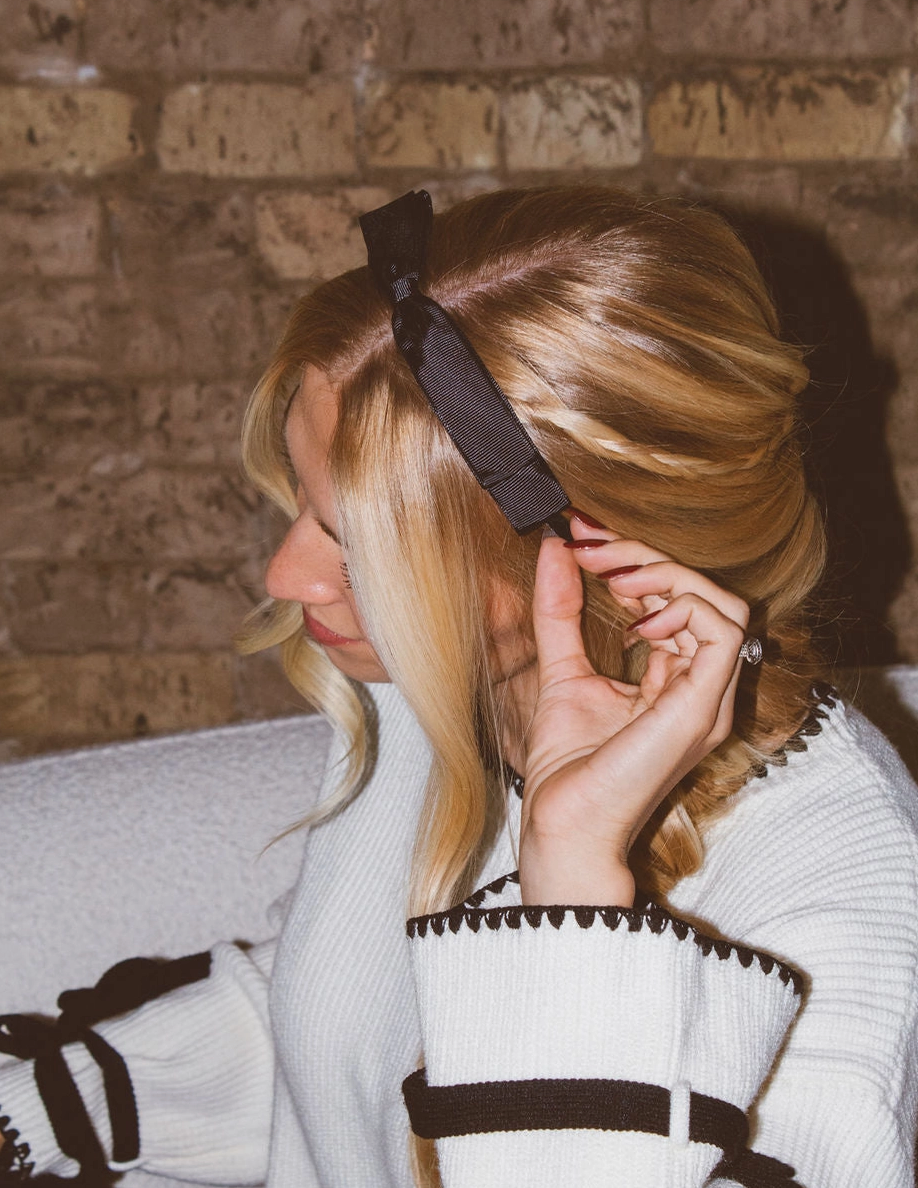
[813,179,918,273]
[0,88,140,175]
[648,0,916,58]
[136,382,246,467]
[86,0,366,74]
[157,82,355,178]
[0,191,100,276]
[0,652,236,744]
[233,650,309,721]
[5,0,918,755]
[365,81,499,170]
[0,283,104,376]
[0,379,135,473]
[104,190,252,277]
[255,187,391,279]
[0,0,82,76]
[505,76,643,170]
[649,69,909,161]
[0,472,261,563]
[144,560,264,650]
[848,271,918,468]
[371,0,643,68]
[1,562,143,652]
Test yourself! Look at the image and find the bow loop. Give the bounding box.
[360,190,433,307]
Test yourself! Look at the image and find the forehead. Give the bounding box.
[284,367,338,468]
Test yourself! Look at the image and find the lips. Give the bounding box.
[303,610,361,646]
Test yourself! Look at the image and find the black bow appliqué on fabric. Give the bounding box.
[359,190,572,538]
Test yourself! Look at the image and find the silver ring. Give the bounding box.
[738,636,763,665]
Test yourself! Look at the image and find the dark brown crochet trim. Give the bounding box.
[0,1112,34,1182]
[408,872,803,995]
[748,682,838,781]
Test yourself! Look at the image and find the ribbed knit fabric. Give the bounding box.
[2,684,916,1187]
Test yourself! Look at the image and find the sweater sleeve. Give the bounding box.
[0,938,275,1185]
[405,873,803,1188]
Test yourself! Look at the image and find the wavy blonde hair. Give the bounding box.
[239,185,826,921]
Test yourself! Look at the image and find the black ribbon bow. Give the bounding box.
[359,190,571,538]
[0,952,211,1183]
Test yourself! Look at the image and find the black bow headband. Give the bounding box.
[359,190,572,539]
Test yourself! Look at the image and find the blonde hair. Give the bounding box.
[239,185,826,920]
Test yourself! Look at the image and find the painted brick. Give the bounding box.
[0,1,82,77]
[105,190,252,277]
[649,69,909,161]
[255,187,392,279]
[648,0,916,59]
[0,652,235,744]
[848,271,918,467]
[651,161,804,214]
[371,0,642,68]
[136,381,246,467]
[144,559,264,650]
[2,561,143,651]
[505,76,643,170]
[157,82,355,179]
[810,180,918,273]
[890,546,918,664]
[86,0,366,74]
[1,379,136,474]
[147,287,271,380]
[0,87,140,175]
[0,191,100,276]
[0,471,261,563]
[233,650,308,721]
[364,81,498,171]
[0,282,276,381]
[0,282,104,376]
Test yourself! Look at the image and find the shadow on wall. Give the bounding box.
[725,205,909,669]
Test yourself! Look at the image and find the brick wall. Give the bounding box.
[2,0,917,756]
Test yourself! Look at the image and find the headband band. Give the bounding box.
[359,190,571,538]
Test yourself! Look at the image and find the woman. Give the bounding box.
[1,186,916,1188]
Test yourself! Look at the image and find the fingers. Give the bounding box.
[532,533,594,684]
[631,591,745,744]
[566,520,749,631]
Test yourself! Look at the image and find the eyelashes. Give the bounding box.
[340,560,352,590]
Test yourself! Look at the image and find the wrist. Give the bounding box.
[519,849,635,908]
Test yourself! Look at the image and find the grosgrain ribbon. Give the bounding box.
[359,190,571,537]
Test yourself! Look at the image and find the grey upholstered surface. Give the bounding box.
[1,712,331,1014]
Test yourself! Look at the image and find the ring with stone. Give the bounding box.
[738,636,763,665]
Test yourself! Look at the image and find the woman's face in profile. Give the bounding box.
[264,368,391,685]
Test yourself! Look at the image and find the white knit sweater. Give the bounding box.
[2,683,917,1187]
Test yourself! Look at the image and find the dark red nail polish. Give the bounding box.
[597,565,642,579]
[626,608,662,631]
[570,507,609,531]
[563,537,608,550]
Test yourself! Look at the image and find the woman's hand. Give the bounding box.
[518,517,749,908]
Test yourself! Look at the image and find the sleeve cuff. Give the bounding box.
[407,872,802,1187]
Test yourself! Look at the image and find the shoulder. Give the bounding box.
[671,692,918,943]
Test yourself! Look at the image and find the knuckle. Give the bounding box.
[728,595,751,628]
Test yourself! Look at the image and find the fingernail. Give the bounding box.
[597,565,642,579]
[570,507,608,531]
[563,537,608,550]
[625,608,662,631]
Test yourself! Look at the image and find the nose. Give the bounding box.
[264,518,341,606]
